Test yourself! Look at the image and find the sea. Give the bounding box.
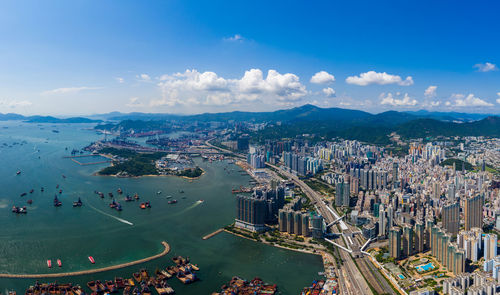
[0,121,323,294]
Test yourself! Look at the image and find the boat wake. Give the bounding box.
[172,200,203,217]
[86,202,134,226]
[0,199,9,209]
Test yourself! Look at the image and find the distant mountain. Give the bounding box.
[0,113,26,121]
[24,116,101,123]
[404,110,493,122]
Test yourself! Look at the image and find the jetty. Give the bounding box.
[0,241,170,279]
[202,228,224,240]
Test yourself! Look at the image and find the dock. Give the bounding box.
[0,241,170,279]
[202,228,224,240]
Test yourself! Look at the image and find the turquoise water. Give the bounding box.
[398,274,405,280]
[416,262,434,272]
[0,122,322,293]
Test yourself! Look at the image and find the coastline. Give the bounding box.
[94,168,205,180]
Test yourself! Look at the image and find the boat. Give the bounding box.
[133,272,142,282]
[179,190,184,193]
[53,196,62,207]
[12,206,27,214]
[105,281,117,293]
[29,189,34,194]
[123,286,131,295]
[115,203,122,211]
[88,256,95,264]
[98,192,104,198]
[168,200,177,204]
[27,199,33,205]
[117,188,123,194]
[109,199,117,208]
[125,195,133,202]
[56,184,59,189]
[73,198,83,207]
[140,269,149,281]
[134,193,140,200]
[140,202,151,209]
[198,200,204,203]
[157,191,162,195]
[20,192,27,197]
[114,277,126,289]
[108,192,114,198]
[96,281,106,292]
[47,260,52,268]
[62,175,66,179]
[57,259,62,267]
[59,189,62,194]
[16,171,21,175]
[41,187,44,192]
[127,278,135,286]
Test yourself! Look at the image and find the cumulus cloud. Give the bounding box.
[41,86,101,95]
[310,71,335,84]
[380,92,418,106]
[322,87,336,97]
[473,62,497,72]
[0,99,33,108]
[424,86,437,98]
[137,74,151,81]
[346,71,413,86]
[224,34,244,42]
[126,97,145,108]
[151,68,307,107]
[116,77,124,83]
[451,93,493,107]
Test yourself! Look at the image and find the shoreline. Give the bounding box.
[0,241,170,279]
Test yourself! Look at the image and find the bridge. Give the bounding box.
[326,214,346,229]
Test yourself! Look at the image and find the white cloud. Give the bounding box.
[380,92,418,106]
[0,99,33,108]
[151,68,307,107]
[424,85,437,98]
[126,97,144,108]
[451,93,493,107]
[473,62,498,72]
[116,77,124,83]
[322,87,336,97]
[41,87,101,95]
[224,34,244,42]
[137,74,151,81]
[497,92,500,104]
[429,101,440,107]
[346,71,414,86]
[310,71,335,84]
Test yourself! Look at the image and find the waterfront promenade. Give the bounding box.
[0,241,170,279]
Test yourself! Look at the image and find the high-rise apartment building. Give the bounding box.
[442,202,460,235]
[464,195,484,231]
[389,226,402,259]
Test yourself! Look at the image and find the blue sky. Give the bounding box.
[0,0,499,115]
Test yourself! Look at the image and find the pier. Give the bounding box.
[0,241,170,279]
[202,228,224,240]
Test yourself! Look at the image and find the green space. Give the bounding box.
[439,158,473,171]
[177,166,204,178]
[98,147,165,177]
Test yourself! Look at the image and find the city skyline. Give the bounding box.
[1,1,500,115]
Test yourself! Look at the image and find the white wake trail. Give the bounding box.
[86,202,134,226]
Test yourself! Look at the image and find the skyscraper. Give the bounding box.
[415,222,424,253]
[379,204,386,237]
[235,195,267,232]
[442,202,460,235]
[389,227,402,259]
[464,195,484,231]
[403,224,414,257]
[484,234,498,261]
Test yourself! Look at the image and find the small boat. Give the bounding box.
[29,189,34,194]
[168,200,177,204]
[179,190,184,193]
[27,199,33,205]
[56,184,59,189]
[108,192,114,198]
[54,196,62,207]
[115,277,126,288]
[16,170,21,175]
[59,189,62,194]
[87,281,98,292]
[88,256,95,264]
[133,272,142,282]
[109,199,117,208]
[140,269,149,281]
[134,193,140,200]
[198,200,204,203]
[157,191,162,195]
[98,192,104,198]
[62,175,66,179]
[41,187,44,192]
[47,260,52,268]
[105,281,117,293]
[115,203,122,211]
[125,195,133,202]
[140,203,146,209]
[73,198,82,207]
[20,192,27,197]
[57,259,62,267]
[117,188,123,194]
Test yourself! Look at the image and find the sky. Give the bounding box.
[0,0,500,116]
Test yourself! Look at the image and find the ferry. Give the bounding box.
[47,260,52,268]
[57,259,62,267]
[88,256,95,264]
